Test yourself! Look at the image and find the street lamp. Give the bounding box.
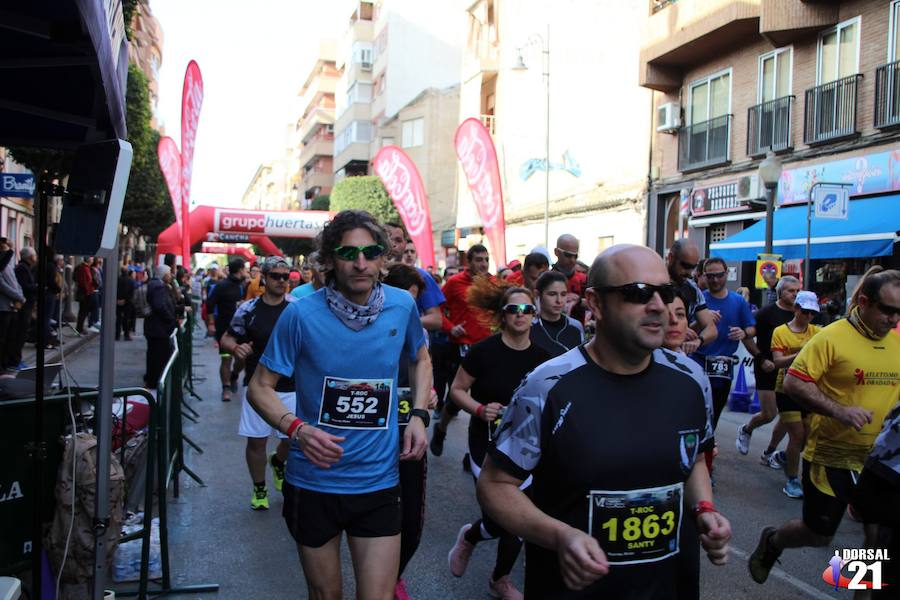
[513,26,550,248]
[758,151,782,255]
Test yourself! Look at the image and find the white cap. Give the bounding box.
[796,290,819,312]
[155,264,171,278]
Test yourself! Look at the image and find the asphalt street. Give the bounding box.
[64,325,865,599]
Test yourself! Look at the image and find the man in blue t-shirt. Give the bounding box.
[248,210,432,600]
[384,222,445,332]
[691,257,756,433]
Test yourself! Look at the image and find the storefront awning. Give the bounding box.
[709,194,900,261]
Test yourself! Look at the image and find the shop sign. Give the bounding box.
[755,253,782,290]
[778,146,900,206]
[691,181,742,215]
[1,173,35,198]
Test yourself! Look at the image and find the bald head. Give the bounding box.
[667,239,700,284]
[589,244,669,290]
[554,234,580,271]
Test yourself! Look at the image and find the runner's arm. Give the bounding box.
[684,459,713,510]
[771,349,799,369]
[247,363,291,429]
[695,308,718,346]
[420,305,443,331]
[684,459,731,565]
[450,367,502,421]
[407,343,432,411]
[783,373,873,430]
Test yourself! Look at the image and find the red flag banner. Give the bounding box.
[157,136,182,226]
[180,60,204,266]
[373,146,436,269]
[454,118,506,266]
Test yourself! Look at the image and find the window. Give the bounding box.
[758,47,792,102]
[346,82,373,105]
[689,69,731,125]
[401,118,424,147]
[709,224,727,243]
[335,120,374,155]
[890,1,900,62]
[817,17,860,84]
[353,42,373,65]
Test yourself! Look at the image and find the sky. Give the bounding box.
[152,0,348,208]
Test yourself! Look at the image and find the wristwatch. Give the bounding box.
[410,408,431,427]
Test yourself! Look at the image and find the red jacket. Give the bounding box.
[75,262,96,296]
[440,270,493,345]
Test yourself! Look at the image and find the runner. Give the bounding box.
[665,240,717,353]
[220,256,296,510]
[749,270,900,586]
[552,234,587,322]
[430,244,493,457]
[769,291,822,499]
[736,275,801,467]
[291,251,327,299]
[383,222,445,333]
[247,210,431,600]
[477,244,730,598]
[508,252,550,293]
[530,271,584,357]
[206,257,247,401]
[402,240,417,267]
[243,262,265,300]
[446,278,550,599]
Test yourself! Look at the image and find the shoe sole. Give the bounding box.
[749,526,778,584]
[250,504,269,510]
[782,488,803,499]
[448,524,472,577]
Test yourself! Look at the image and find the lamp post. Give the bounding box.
[513,26,550,248]
[757,151,783,255]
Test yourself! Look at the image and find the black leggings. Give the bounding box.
[398,452,427,577]
[465,474,523,581]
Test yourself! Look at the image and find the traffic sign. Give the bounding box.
[813,185,849,220]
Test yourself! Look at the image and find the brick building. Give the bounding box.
[642,0,900,307]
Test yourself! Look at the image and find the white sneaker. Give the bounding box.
[88,325,101,333]
[735,424,752,455]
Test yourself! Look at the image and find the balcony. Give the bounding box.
[678,114,732,172]
[481,114,495,136]
[298,137,334,170]
[875,60,900,130]
[299,108,334,144]
[803,74,861,145]
[302,171,333,194]
[747,95,793,157]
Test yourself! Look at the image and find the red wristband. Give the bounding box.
[693,500,717,516]
[475,405,485,419]
[286,418,304,438]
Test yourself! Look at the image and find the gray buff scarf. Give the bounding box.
[324,282,385,331]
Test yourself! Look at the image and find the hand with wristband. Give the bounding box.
[693,500,731,565]
[282,415,346,469]
[475,402,504,422]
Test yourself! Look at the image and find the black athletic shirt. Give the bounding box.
[227,295,296,391]
[208,275,244,335]
[752,303,794,360]
[461,334,550,467]
[490,346,713,599]
[530,316,584,358]
[676,279,707,325]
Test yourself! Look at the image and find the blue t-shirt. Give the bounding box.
[694,290,755,358]
[416,267,445,314]
[260,285,426,494]
[290,282,316,299]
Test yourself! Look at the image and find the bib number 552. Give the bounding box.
[335,396,378,414]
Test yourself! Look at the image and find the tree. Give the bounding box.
[330,176,399,224]
[310,194,330,211]
[269,237,316,261]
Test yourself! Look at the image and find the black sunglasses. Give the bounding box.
[596,282,676,304]
[556,248,578,259]
[704,271,727,279]
[876,301,900,317]
[799,308,817,316]
[333,244,385,261]
[502,303,537,315]
[266,272,290,281]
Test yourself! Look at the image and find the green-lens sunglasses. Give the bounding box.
[333,244,386,261]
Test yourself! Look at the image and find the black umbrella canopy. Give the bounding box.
[0,0,128,149]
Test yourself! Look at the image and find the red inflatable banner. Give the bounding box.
[373,146,435,269]
[157,136,182,226]
[455,118,506,266]
[180,60,204,266]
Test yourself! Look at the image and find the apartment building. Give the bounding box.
[456,0,649,264]
[128,0,164,128]
[241,159,292,211]
[294,40,339,208]
[643,0,900,301]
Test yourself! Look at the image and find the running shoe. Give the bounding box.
[394,578,411,600]
[748,526,781,584]
[269,453,285,493]
[448,524,474,577]
[88,325,101,333]
[430,425,446,457]
[250,485,269,510]
[760,450,783,469]
[488,575,523,600]
[735,425,752,455]
[782,477,803,498]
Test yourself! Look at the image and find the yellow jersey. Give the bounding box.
[770,322,820,392]
[788,319,900,471]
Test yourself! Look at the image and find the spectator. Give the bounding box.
[39,252,62,347]
[8,247,38,368]
[116,266,135,341]
[74,256,97,333]
[90,257,103,329]
[144,265,177,388]
[0,238,24,371]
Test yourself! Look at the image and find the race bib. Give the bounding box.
[587,482,683,565]
[319,377,392,430]
[704,355,735,381]
[397,387,412,426]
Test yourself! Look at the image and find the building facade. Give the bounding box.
[0,149,34,255]
[127,0,164,128]
[642,0,900,305]
[295,40,339,208]
[241,160,292,212]
[455,0,649,266]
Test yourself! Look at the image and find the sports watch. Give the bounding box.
[410,408,431,428]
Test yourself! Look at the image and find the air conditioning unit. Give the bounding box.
[656,102,681,133]
[736,174,762,203]
[360,61,372,71]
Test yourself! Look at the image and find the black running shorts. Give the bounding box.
[282,482,401,548]
[754,363,778,391]
[801,461,858,537]
[775,392,808,423]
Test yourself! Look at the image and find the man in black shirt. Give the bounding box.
[666,240,717,354]
[736,275,801,464]
[221,256,295,510]
[207,257,247,401]
[478,244,731,599]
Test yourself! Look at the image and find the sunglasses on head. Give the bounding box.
[876,301,900,317]
[704,271,727,279]
[556,248,578,259]
[502,303,537,316]
[333,244,385,261]
[266,272,290,281]
[596,282,676,304]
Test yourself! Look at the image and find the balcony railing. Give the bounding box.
[651,0,677,14]
[875,60,900,129]
[803,74,862,145]
[678,114,732,172]
[747,96,794,157]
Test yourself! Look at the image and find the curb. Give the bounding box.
[23,330,99,366]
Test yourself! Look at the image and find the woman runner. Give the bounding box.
[530,270,584,356]
[446,279,550,599]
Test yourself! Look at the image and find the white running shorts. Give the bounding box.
[238,390,295,439]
